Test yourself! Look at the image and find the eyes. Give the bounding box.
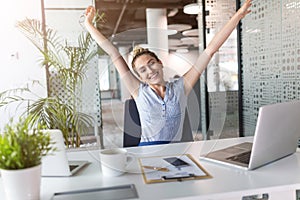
[139,67,146,73]
[138,59,157,74]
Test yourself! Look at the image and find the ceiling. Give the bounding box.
[94,0,199,48]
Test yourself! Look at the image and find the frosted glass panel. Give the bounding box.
[206,0,238,92]
[241,0,300,136]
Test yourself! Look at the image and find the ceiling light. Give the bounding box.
[180,37,199,45]
[182,29,199,37]
[167,29,178,35]
[167,8,179,17]
[167,24,192,32]
[176,49,189,53]
[168,39,182,46]
[169,45,189,50]
[183,3,202,15]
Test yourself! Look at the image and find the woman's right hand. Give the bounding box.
[84,6,96,26]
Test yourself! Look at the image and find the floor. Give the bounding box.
[101,99,125,149]
[100,99,239,149]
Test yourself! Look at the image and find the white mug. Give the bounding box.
[99,148,133,177]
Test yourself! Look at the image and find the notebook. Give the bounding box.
[200,100,300,170]
[41,129,89,177]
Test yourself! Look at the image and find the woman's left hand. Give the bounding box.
[238,0,252,18]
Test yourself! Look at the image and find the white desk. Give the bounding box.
[1,137,300,200]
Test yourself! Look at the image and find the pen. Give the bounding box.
[142,165,169,172]
[161,173,195,181]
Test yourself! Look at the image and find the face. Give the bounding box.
[134,54,164,85]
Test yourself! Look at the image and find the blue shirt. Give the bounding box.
[135,77,187,143]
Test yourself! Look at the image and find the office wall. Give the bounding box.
[0,1,45,130]
[241,1,300,136]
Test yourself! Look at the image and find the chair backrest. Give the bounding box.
[123,99,142,147]
[123,98,193,147]
[181,109,194,142]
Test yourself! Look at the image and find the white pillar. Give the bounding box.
[146,8,169,79]
[146,8,168,61]
[118,46,131,102]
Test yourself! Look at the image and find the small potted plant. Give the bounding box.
[0,116,55,200]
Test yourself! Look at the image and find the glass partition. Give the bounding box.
[200,0,239,140]
[42,0,103,148]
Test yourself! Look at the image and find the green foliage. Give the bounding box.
[7,14,106,148]
[15,18,98,95]
[0,117,55,170]
[26,96,93,147]
[0,86,93,148]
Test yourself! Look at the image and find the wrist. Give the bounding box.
[84,21,94,28]
[237,9,247,19]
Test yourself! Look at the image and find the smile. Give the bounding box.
[149,72,158,80]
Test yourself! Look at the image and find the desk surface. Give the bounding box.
[1,137,300,200]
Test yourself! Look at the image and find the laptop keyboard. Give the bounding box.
[227,151,251,164]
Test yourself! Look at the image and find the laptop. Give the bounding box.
[42,129,89,177]
[200,100,300,170]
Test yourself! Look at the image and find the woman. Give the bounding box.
[84,0,252,145]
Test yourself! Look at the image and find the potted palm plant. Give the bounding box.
[8,14,104,148]
[15,18,97,148]
[0,116,55,200]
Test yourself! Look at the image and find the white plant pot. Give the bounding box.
[1,165,41,200]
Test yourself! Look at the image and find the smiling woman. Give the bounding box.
[84,1,252,146]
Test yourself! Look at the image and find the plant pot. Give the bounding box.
[1,165,41,200]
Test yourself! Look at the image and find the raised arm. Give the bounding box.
[84,6,140,98]
[183,0,252,95]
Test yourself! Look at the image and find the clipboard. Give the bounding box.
[138,154,212,184]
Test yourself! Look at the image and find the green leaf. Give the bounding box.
[0,116,56,170]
